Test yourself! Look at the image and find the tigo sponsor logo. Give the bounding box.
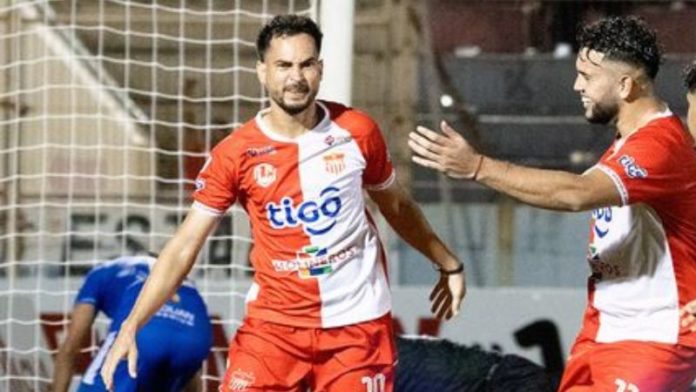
[266,186,342,235]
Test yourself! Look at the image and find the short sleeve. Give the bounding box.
[361,122,395,191]
[595,130,682,205]
[192,143,239,215]
[75,265,114,310]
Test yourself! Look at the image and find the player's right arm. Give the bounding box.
[52,304,97,392]
[409,121,621,211]
[99,208,220,391]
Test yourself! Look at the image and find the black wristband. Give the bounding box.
[437,263,464,275]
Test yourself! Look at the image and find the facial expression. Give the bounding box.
[573,48,621,125]
[256,33,322,115]
[688,91,696,141]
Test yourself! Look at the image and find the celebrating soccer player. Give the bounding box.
[409,16,696,391]
[100,14,465,392]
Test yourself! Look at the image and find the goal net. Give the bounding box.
[0,0,316,390]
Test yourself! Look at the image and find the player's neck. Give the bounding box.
[265,102,320,139]
[616,97,667,138]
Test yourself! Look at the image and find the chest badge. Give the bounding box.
[253,163,277,187]
[323,153,345,175]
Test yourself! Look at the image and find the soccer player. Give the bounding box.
[409,16,696,391]
[101,14,465,392]
[52,254,212,392]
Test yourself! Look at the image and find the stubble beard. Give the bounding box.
[586,101,619,125]
[271,85,317,116]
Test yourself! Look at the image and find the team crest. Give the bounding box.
[323,153,345,175]
[229,369,255,391]
[253,163,276,187]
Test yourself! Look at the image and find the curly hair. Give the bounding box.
[577,16,662,80]
[256,15,323,62]
[685,61,696,93]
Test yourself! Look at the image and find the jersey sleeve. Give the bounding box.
[192,143,239,215]
[361,121,395,191]
[75,265,114,310]
[594,129,682,205]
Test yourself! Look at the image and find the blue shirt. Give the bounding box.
[75,255,204,330]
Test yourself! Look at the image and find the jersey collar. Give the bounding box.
[254,101,331,143]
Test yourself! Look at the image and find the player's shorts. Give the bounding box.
[220,312,396,392]
[558,339,696,392]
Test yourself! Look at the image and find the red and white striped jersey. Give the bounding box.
[192,101,394,328]
[581,111,696,347]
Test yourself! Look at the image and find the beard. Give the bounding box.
[270,83,317,115]
[585,100,619,125]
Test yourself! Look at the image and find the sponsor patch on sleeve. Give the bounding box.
[618,155,647,178]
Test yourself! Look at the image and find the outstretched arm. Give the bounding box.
[408,121,621,212]
[100,208,219,390]
[368,180,466,320]
[52,304,96,392]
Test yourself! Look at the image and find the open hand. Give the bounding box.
[429,267,466,320]
[100,326,138,390]
[408,121,482,179]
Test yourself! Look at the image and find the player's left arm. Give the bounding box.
[368,181,466,320]
[52,303,97,392]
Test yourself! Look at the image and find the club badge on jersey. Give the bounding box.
[253,163,277,188]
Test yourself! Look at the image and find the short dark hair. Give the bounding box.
[577,16,662,79]
[685,61,696,93]
[256,15,323,62]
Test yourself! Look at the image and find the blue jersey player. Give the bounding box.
[52,255,213,392]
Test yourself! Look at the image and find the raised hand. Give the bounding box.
[408,121,483,179]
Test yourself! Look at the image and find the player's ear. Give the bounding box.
[618,74,635,100]
[256,60,267,86]
[318,58,324,80]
